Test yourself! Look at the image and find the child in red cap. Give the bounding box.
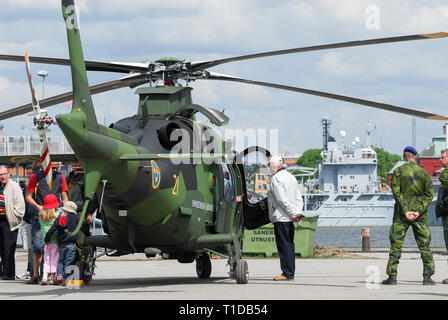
[39,194,61,285]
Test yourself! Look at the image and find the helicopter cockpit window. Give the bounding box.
[222,165,235,204]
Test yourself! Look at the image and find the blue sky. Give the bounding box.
[0,0,447,156]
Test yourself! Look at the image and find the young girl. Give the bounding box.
[39,194,60,285]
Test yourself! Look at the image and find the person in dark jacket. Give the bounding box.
[18,165,38,280]
[45,201,90,285]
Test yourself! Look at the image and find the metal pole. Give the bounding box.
[37,70,48,100]
[412,118,416,148]
[445,123,448,149]
[362,228,370,252]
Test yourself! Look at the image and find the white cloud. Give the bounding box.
[0,0,88,10]
[317,52,365,77]
[401,5,448,34]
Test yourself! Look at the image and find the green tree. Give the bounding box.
[374,148,401,183]
[296,148,323,169]
[295,148,323,182]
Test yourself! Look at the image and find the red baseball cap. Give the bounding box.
[43,194,60,209]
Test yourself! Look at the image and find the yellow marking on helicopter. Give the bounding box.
[151,160,161,189]
[172,174,179,196]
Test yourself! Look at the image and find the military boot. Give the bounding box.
[423,277,435,285]
[381,277,397,285]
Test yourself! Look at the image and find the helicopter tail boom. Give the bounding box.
[61,0,99,132]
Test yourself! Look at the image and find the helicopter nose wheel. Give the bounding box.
[235,259,249,284]
[227,242,249,284]
[196,253,212,279]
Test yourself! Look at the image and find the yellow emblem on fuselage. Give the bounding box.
[151,160,161,189]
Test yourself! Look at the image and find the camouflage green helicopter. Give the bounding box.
[0,0,447,284]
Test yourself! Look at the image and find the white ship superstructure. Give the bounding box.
[299,119,395,226]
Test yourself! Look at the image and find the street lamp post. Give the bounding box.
[37,70,48,100]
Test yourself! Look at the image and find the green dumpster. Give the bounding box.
[242,215,319,258]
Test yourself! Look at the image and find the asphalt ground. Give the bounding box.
[1,248,448,303]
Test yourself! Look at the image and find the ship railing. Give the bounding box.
[318,202,393,226]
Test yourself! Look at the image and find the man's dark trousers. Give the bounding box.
[274,222,295,279]
[0,216,18,279]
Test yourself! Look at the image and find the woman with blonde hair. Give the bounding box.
[39,194,60,285]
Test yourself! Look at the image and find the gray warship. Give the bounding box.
[291,119,427,227]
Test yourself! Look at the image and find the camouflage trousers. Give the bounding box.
[386,214,435,279]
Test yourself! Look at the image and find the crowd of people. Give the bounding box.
[0,161,94,286]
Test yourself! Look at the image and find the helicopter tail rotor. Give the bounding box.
[24,50,55,187]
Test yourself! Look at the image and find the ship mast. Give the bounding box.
[321,117,332,151]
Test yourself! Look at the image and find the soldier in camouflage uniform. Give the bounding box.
[436,149,448,284]
[382,146,435,285]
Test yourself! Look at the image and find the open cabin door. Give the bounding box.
[236,147,271,230]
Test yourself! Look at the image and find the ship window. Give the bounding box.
[335,195,353,201]
[357,195,374,201]
[378,194,394,201]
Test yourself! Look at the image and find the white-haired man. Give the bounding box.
[267,156,305,281]
[0,165,25,280]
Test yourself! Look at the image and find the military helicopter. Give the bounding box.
[0,0,447,285]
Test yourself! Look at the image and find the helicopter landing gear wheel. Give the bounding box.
[227,239,249,284]
[196,253,212,279]
[235,259,249,284]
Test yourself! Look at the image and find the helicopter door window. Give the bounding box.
[222,164,235,204]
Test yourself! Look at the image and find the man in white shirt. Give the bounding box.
[268,156,305,281]
[0,165,25,280]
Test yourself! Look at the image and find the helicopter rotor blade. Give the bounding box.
[190,32,448,71]
[200,72,448,120]
[0,54,150,73]
[0,73,149,120]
